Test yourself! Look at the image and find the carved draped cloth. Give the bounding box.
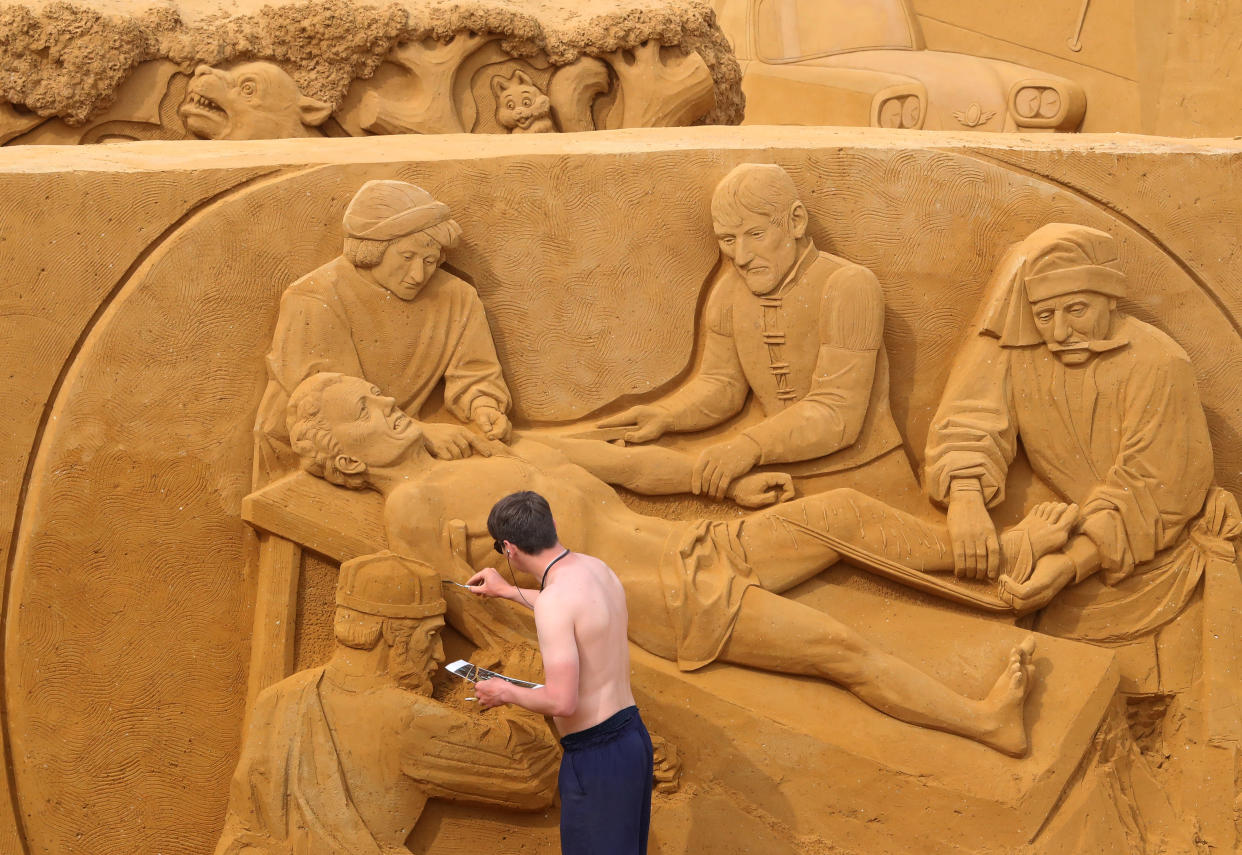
[214,667,394,855]
[255,256,510,479]
[926,303,1232,641]
[662,242,902,477]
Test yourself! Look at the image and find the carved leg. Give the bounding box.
[245,533,302,710]
[360,32,496,135]
[721,589,1037,755]
[602,42,715,129]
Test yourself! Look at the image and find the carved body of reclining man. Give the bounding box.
[288,372,1037,755]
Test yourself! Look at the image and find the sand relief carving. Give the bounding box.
[600,163,912,501]
[179,62,332,141]
[254,180,512,484]
[0,0,735,144]
[285,371,1039,755]
[926,223,1241,668]
[215,551,558,855]
[236,171,1242,852]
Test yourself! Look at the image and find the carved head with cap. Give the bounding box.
[979,223,1127,366]
[710,164,810,297]
[342,180,464,300]
[334,551,446,693]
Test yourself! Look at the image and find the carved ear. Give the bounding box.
[299,95,333,128]
[512,69,534,87]
[491,74,509,99]
[334,454,366,477]
[788,201,809,240]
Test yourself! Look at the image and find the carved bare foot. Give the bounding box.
[975,636,1035,756]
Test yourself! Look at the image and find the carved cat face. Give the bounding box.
[490,70,555,133]
[179,61,332,141]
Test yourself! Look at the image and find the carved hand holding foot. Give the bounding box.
[998,552,1077,613]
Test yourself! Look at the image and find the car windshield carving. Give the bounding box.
[755,0,917,62]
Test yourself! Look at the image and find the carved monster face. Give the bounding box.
[179,62,332,141]
[1029,291,1116,365]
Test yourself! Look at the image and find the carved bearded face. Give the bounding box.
[713,206,803,296]
[367,232,444,300]
[318,377,422,471]
[389,616,446,694]
[1029,291,1115,365]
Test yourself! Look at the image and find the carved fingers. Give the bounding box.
[473,405,512,442]
[692,436,761,500]
[998,553,1076,614]
[728,471,795,508]
[597,405,672,444]
[424,422,484,459]
[946,489,999,580]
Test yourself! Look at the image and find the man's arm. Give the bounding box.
[442,289,513,440]
[599,274,749,443]
[476,588,579,717]
[401,703,559,810]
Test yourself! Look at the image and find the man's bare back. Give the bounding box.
[535,552,635,734]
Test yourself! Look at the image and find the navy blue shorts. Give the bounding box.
[558,705,653,855]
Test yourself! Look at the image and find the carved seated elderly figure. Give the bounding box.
[927,223,1241,684]
[284,370,1042,755]
[215,551,558,855]
[255,180,512,482]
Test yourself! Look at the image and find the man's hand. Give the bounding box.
[947,485,999,580]
[999,552,1076,614]
[466,567,517,600]
[423,422,494,460]
[474,677,511,709]
[473,405,512,442]
[597,405,674,444]
[692,435,761,499]
[727,471,795,508]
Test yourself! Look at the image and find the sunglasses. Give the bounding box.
[493,539,505,555]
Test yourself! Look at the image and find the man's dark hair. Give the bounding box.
[488,491,558,555]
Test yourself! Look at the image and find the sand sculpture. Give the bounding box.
[0,0,739,145]
[3,129,1242,855]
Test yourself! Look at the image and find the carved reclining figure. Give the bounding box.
[283,370,1043,755]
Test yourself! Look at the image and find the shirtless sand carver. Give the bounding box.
[287,371,1051,754]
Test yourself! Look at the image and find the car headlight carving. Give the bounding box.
[1008,80,1086,131]
[872,88,925,130]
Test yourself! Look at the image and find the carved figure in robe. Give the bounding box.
[255,180,512,482]
[926,223,1240,652]
[286,371,1041,755]
[179,62,332,141]
[215,551,558,855]
[600,163,912,501]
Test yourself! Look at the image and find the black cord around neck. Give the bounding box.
[539,548,571,592]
